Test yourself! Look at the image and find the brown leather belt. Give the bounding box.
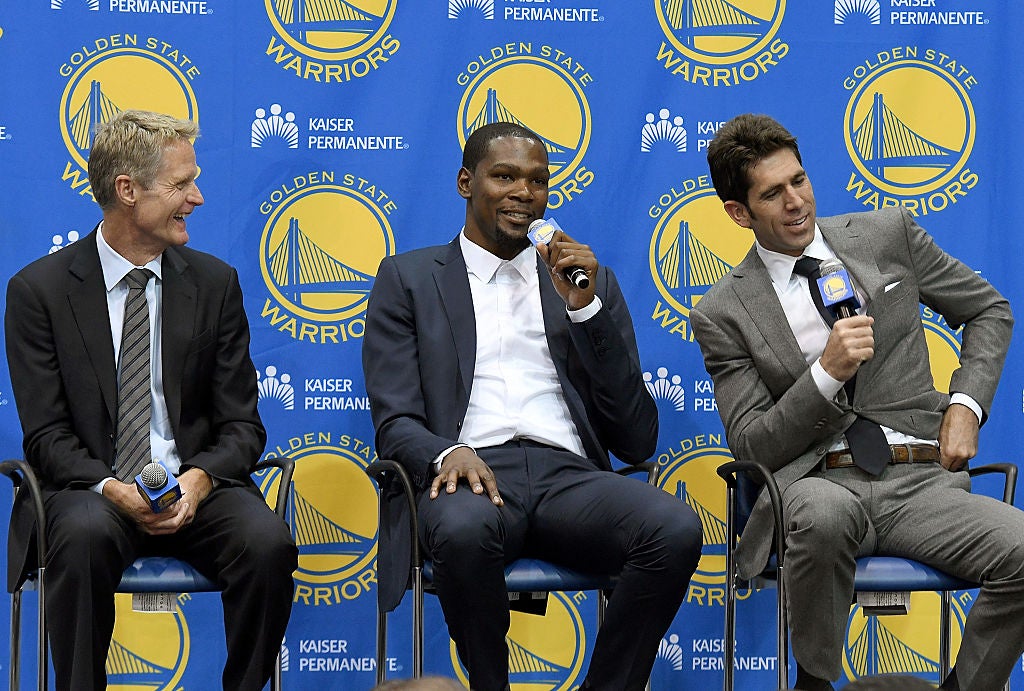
[824,443,940,470]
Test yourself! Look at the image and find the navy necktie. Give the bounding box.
[793,257,889,475]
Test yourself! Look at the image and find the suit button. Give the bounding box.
[816,446,827,455]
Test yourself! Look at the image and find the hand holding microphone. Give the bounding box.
[527,218,594,300]
[812,257,875,381]
[135,459,182,513]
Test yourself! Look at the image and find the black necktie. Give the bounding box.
[115,268,154,482]
[792,257,889,475]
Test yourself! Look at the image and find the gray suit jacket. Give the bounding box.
[690,207,1012,579]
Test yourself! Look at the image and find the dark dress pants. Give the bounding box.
[43,485,297,691]
[418,441,703,691]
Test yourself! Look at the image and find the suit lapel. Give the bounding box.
[727,247,810,382]
[819,216,886,307]
[66,232,119,424]
[160,248,196,433]
[537,255,569,373]
[433,240,476,401]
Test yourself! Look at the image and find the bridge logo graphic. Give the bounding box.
[263,0,400,81]
[921,305,963,396]
[257,173,396,344]
[653,0,789,85]
[58,35,199,183]
[842,591,968,682]
[258,434,379,601]
[449,591,587,690]
[842,48,977,211]
[457,46,594,209]
[107,594,190,689]
[648,179,750,339]
[658,442,732,589]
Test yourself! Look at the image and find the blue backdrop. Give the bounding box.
[1,1,1022,689]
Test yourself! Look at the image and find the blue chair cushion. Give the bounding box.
[853,556,976,592]
[423,557,618,592]
[116,556,219,593]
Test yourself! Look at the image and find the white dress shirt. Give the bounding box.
[95,224,182,490]
[433,232,603,469]
[755,225,979,451]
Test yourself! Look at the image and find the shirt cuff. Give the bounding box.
[567,295,602,323]
[811,359,844,401]
[93,477,115,494]
[949,393,983,425]
[432,444,475,474]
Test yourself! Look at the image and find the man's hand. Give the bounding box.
[820,315,875,382]
[938,403,979,471]
[429,446,503,506]
[103,479,191,535]
[534,229,597,311]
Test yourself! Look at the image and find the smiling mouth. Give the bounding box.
[785,215,808,227]
[501,210,533,225]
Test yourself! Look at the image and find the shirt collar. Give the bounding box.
[96,221,163,292]
[755,224,833,287]
[459,230,536,283]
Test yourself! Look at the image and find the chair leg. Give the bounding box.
[10,590,21,691]
[271,648,281,691]
[776,566,789,691]
[413,566,424,678]
[940,590,952,680]
[376,606,387,685]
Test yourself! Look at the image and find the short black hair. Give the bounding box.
[462,122,546,172]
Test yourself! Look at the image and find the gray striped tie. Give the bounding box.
[114,268,154,482]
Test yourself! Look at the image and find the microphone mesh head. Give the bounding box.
[819,258,844,276]
[139,461,167,489]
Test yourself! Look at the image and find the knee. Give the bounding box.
[639,500,703,576]
[427,518,502,562]
[786,494,861,556]
[237,519,297,579]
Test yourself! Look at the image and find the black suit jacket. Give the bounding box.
[4,228,266,591]
[362,237,658,611]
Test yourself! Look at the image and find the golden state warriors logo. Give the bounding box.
[653,0,789,86]
[922,305,962,394]
[257,171,396,344]
[261,432,379,604]
[842,47,979,215]
[457,43,595,209]
[107,594,189,688]
[648,176,752,342]
[842,591,967,682]
[658,436,735,596]
[450,591,587,690]
[264,0,400,82]
[58,35,200,199]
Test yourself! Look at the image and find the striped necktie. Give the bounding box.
[114,268,154,482]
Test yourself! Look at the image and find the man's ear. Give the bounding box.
[114,175,137,208]
[456,166,472,200]
[723,200,752,229]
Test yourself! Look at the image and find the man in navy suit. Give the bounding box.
[5,110,297,690]
[363,122,703,691]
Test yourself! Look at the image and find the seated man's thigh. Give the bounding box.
[417,487,528,562]
[45,489,140,575]
[785,476,871,553]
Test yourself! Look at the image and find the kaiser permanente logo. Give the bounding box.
[52,0,213,15]
[259,433,379,607]
[842,46,979,215]
[57,35,200,200]
[257,170,396,344]
[264,0,400,83]
[449,0,603,22]
[457,43,595,209]
[251,103,408,151]
[648,175,748,342]
[835,0,989,27]
[654,0,789,86]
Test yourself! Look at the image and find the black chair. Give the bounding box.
[717,459,1017,691]
[7,457,295,691]
[365,458,661,688]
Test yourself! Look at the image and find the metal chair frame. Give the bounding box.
[366,458,661,687]
[717,459,1017,691]
[7,456,295,691]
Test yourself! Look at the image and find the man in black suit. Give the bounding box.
[5,110,297,690]
[363,122,703,691]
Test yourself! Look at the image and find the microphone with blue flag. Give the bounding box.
[816,258,860,319]
[135,459,182,513]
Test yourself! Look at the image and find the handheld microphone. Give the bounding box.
[527,218,590,289]
[135,460,182,513]
[816,258,861,320]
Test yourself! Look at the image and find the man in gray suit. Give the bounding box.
[690,113,1024,691]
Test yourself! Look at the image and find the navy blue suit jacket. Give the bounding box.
[362,236,657,612]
